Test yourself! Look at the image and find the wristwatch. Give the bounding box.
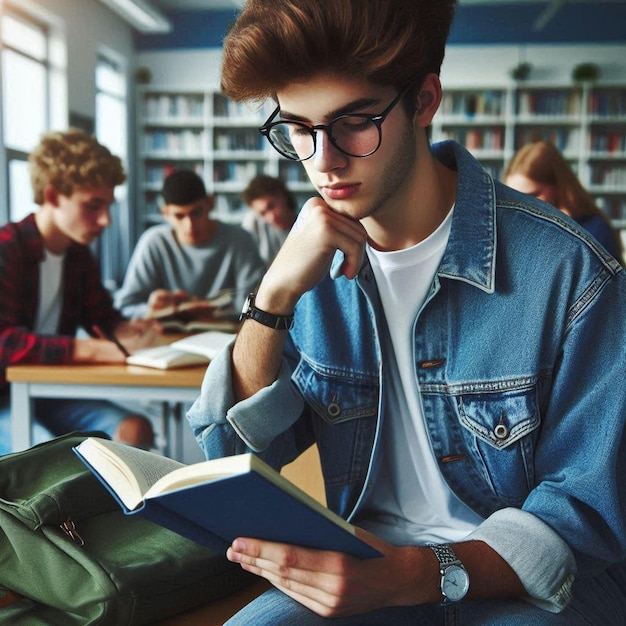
[239,293,294,330]
[427,544,470,604]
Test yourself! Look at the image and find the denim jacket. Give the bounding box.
[188,141,626,612]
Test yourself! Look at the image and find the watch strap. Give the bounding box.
[240,293,294,330]
[428,543,461,567]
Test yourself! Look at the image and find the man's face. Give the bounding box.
[54,187,115,245]
[161,198,212,246]
[250,192,293,229]
[275,74,420,224]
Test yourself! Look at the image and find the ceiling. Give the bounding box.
[151,0,623,8]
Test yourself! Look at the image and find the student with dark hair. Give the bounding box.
[241,175,297,265]
[188,1,626,623]
[0,129,158,454]
[504,140,624,263]
[115,169,264,318]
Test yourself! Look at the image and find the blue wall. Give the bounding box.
[135,2,626,50]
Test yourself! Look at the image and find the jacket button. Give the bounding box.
[328,402,341,417]
[494,423,509,440]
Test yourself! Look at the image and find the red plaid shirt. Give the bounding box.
[0,214,123,390]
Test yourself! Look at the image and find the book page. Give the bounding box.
[145,453,253,498]
[170,331,235,359]
[76,438,185,509]
[126,345,209,369]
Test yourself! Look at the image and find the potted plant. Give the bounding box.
[511,62,532,81]
[572,63,600,83]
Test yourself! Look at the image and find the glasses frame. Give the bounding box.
[259,84,413,162]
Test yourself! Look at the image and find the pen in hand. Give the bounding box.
[91,325,131,358]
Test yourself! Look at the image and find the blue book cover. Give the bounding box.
[73,438,381,560]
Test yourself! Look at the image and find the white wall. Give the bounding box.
[135,49,223,90]
[441,44,626,86]
[137,44,626,93]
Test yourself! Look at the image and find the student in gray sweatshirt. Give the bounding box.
[115,169,264,319]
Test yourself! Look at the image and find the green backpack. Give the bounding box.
[0,432,253,625]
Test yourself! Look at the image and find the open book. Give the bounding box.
[74,437,380,559]
[126,330,235,369]
[148,292,239,333]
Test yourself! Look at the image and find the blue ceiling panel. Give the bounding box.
[134,3,626,50]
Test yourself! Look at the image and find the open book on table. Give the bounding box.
[126,330,235,370]
[73,437,380,559]
[148,292,239,333]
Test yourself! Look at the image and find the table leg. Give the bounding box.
[172,402,183,462]
[160,401,185,461]
[11,382,33,452]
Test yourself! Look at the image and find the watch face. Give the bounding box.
[442,564,469,601]
[241,295,252,315]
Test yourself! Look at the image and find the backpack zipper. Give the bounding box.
[60,515,85,547]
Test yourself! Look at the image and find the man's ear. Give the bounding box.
[414,73,442,128]
[43,186,60,207]
[160,204,169,218]
[205,194,215,212]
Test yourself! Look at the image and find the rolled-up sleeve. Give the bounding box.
[468,507,576,612]
[187,341,304,458]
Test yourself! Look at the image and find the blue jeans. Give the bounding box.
[224,561,626,625]
[0,395,134,455]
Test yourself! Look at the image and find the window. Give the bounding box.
[0,6,65,223]
[96,52,128,165]
[95,52,129,289]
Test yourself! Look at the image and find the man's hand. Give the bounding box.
[256,197,368,314]
[114,319,162,353]
[146,288,192,316]
[225,529,435,618]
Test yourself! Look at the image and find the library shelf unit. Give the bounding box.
[432,82,626,229]
[137,87,315,228]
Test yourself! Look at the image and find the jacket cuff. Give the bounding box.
[226,359,304,452]
[467,507,576,612]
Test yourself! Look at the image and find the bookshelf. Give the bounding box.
[137,83,626,229]
[137,87,315,227]
[432,82,626,228]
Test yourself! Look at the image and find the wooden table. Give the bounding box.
[7,361,207,459]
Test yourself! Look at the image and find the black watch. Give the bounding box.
[239,293,294,330]
[427,544,470,604]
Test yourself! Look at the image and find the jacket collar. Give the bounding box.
[329,140,498,293]
[433,140,496,294]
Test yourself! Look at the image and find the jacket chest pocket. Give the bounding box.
[292,358,378,425]
[456,386,540,506]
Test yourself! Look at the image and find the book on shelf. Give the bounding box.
[126,330,235,370]
[73,437,381,559]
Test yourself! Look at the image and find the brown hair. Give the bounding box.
[221,0,458,103]
[241,175,296,212]
[505,141,604,220]
[29,128,126,205]
[505,140,623,259]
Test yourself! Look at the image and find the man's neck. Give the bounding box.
[365,157,457,253]
[34,206,71,255]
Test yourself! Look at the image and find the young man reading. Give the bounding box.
[0,129,159,454]
[241,174,297,265]
[115,169,264,319]
[188,1,626,623]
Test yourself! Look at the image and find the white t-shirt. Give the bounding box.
[35,249,65,335]
[359,207,483,545]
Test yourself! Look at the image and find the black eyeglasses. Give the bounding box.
[259,84,413,162]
